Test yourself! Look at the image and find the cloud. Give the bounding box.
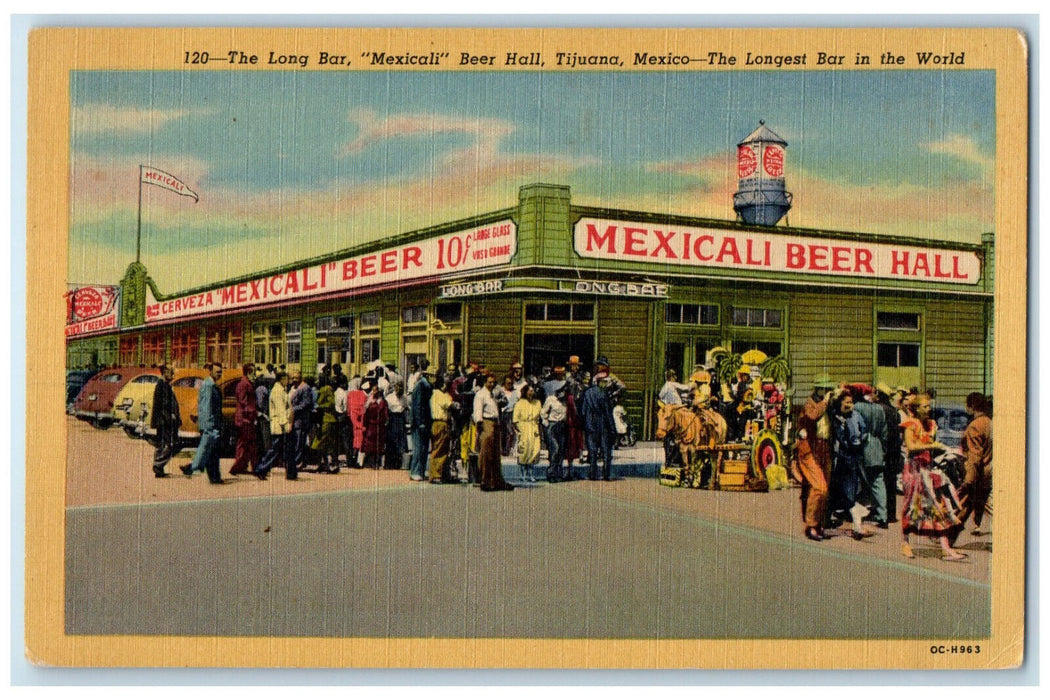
[340,109,514,158]
[71,104,212,135]
[925,134,994,169]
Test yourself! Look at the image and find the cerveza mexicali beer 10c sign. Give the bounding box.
[144,220,517,323]
[573,217,981,285]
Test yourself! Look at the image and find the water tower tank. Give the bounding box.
[733,121,793,226]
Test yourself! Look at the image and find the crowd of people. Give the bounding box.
[793,378,993,561]
[144,355,994,560]
[150,354,633,491]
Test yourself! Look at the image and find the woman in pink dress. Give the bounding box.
[347,376,368,467]
[899,392,966,561]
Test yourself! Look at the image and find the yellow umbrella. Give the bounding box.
[740,349,768,365]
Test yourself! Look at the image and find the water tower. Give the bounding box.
[732,121,793,226]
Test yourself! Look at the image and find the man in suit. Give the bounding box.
[289,371,313,476]
[182,362,224,484]
[230,362,259,475]
[150,363,180,478]
[408,361,434,481]
[578,374,618,481]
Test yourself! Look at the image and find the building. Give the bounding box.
[66,176,994,439]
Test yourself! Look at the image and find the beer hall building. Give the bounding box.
[66,125,994,438]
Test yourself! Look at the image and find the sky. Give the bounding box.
[68,69,996,292]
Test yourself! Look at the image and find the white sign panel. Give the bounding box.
[145,220,517,322]
[573,217,981,285]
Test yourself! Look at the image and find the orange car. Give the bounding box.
[133,367,246,453]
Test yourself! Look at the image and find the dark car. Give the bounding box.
[71,367,161,429]
[931,404,969,450]
[66,369,98,411]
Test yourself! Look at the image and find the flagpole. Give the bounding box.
[136,165,143,264]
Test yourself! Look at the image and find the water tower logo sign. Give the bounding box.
[737,146,757,178]
[763,145,784,177]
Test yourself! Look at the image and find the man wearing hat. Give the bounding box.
[408,360,434,481]
[579,374,618,480]
[794,374,836,541]
[852,386,889,529]
[874,382,903,524]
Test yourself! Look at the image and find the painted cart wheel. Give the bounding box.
[750,430,784,478]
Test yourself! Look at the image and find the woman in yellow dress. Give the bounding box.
[513,383,542,482]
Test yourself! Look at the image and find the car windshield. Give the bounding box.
[173,378,203,389]
[133,375,161,384]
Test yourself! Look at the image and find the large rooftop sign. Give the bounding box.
[144,220,517,323]
[573,217,981,285]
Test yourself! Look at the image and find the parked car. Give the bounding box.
[931,404,970,450]
[71,367,160,429]
[113,372,164,436]
[66,369,98,411]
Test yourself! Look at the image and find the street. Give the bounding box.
[64,417,991,639]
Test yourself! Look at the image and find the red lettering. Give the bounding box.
[221,287,235,305]
[250,279,263,300]
[953,256,968,280]
[808,245,828,271]
[652,230,678,259]
[891,250,910,276]
[270,274,284,295]
[855,248,874,274]
[717,238,741,265]
[342,260,357,280]
[302,268,318,291]
[360,255,376,277]
[623,227,648,256]
[912,253,931,277]
[585,223,618,253]
[786,243,805,269]
[745,239,764,266]
[695,235,714,261]
[682,233,691,260]
[403,246,422,269]
[285,272,299,294]
[831,246,851,272]
[236,284,248,303]
[380,251,397,273]
[933,254,952,279]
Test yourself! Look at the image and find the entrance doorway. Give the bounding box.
[523,333,595,377]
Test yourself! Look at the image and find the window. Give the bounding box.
[316,315,353,366]
[142,333,165,366]
[525,303,594,322]
[285,321,301,365]
[434,303,462,324]
[877,312,921,331]
[170,328,198,367]
[172,377,203,390]
[361,338,380,364]
[131,374,161,385]
[666,303,719,325]
[731,340,782,358]
[402,306,428,324]
[359,311,380,328]
[731,307,782,328]
[118,337,138,365]
[877,342,920,368]
[205,325,243,365]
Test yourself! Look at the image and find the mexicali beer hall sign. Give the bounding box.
[145,220,517,322]
[574,218,981,285]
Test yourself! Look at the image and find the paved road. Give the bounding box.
[64,417,991,639]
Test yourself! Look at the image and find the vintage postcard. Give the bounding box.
[26,25,1027,669]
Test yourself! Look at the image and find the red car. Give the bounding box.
[71,367,161,429]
